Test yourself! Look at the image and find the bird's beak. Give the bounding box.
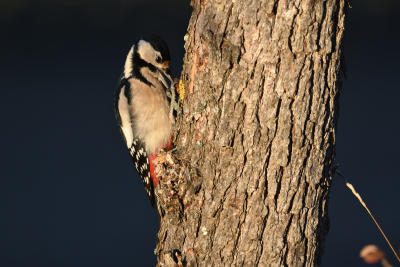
[157,67,173,89]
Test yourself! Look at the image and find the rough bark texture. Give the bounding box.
[155,0,346,266]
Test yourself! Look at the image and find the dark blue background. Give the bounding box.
[1,1,399,266]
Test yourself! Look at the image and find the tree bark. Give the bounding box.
[155,0,346,266]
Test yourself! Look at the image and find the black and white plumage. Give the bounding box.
[114,36,175,207]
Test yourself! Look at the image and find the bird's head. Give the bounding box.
[125,35,173,89]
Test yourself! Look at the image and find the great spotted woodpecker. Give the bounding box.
[114,36,175,208]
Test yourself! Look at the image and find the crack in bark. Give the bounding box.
[282,213,294,266]
[263,146,272,201]
[232,193,248,264]
[286,98,294,166]
[316,0,328,52]
[274,167,284,208]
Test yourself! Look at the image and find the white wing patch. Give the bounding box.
[118,86,134,148]
[124,46,134,78]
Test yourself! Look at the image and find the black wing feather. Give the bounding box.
[129,139,154,208]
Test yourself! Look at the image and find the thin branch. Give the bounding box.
[336,169,400,263]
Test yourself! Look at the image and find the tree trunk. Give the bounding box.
[155,0,346,266]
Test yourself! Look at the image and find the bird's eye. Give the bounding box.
[156,56,162,63]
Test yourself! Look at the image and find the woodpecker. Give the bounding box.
[114,36,175,208]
